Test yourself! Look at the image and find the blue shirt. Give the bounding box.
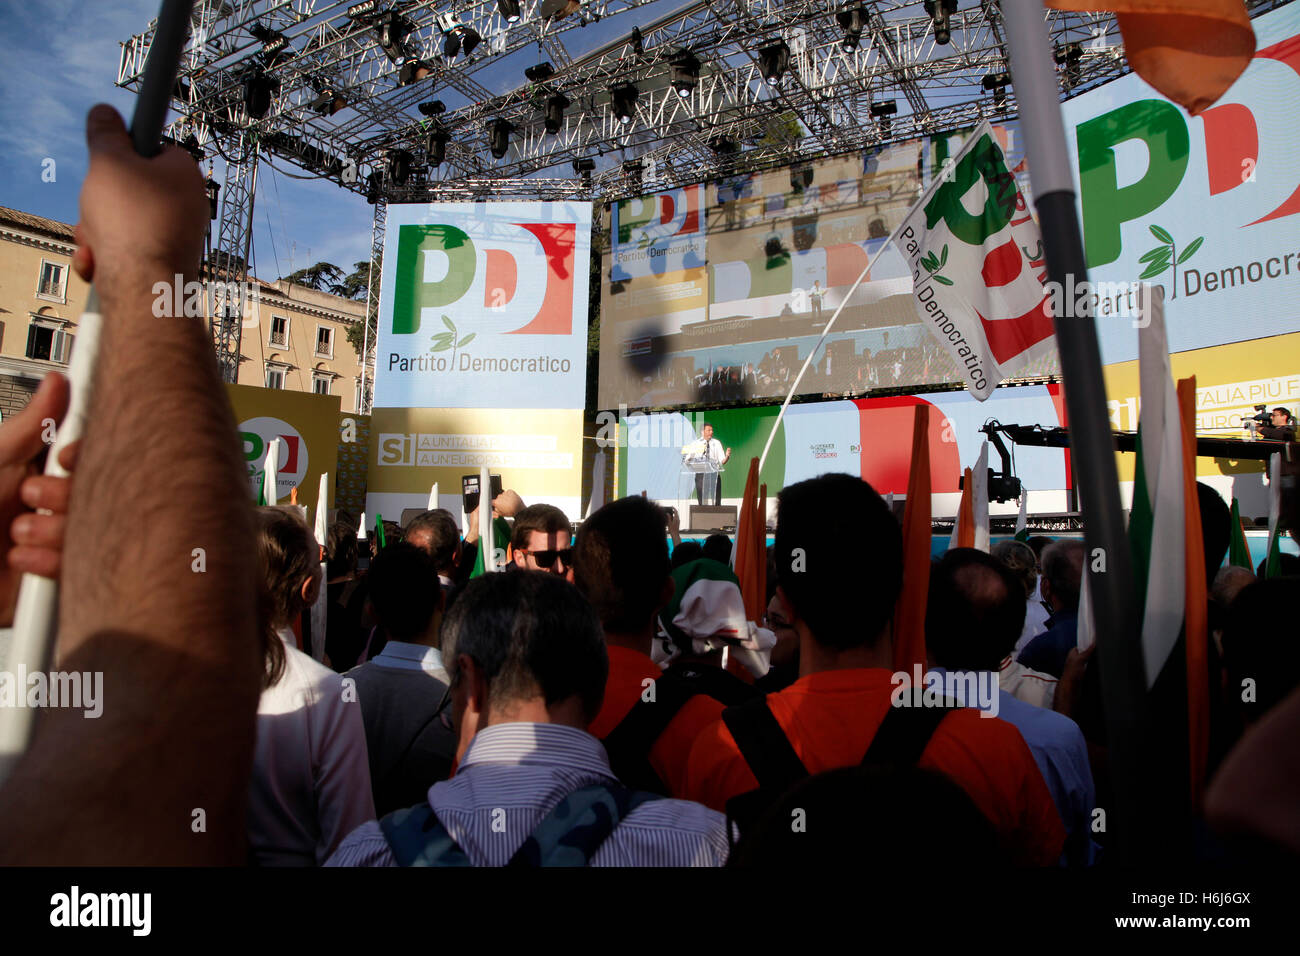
[324,722,729,866]
[1018,610,1079,678]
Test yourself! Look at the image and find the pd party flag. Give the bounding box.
[896,121,1055,401]
[1046,1,1255,116]
[1228,498,1252,569]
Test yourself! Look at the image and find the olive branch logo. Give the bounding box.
[921,244,953,286]
[1138,224,1203,299]
[429,314,475,367]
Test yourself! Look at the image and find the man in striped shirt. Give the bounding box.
[326,571,729,867]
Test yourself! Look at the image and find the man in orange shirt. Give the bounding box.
[574,496,735,795]
[682,473,1066,866]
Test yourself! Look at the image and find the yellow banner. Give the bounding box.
[226,383,341,513]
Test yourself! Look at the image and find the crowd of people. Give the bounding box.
[0,104,1295,870]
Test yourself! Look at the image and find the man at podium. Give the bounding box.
[682,422,731,506]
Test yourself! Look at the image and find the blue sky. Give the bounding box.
[0,0,377,280]
[0,1,673,283]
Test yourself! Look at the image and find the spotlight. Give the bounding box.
[497,0,522,21]
[488,118,514,159]
[573,157,596,180]
[611,83,638,124]
[443,32,461,58]
[525,62,555,82]
[1055,42,1083,88]
[366,170,383,204]
[205,176,220,220]
[376,12,411,62]
[250,23,290,65]
[544,93,570,134]
[461,27,481,56]
[836,3,866,51]
[426,130,450,167]
[243,72,278,119]
[870,99,897,139]
[388,149,414,185]
[310,88,347,116]
[982,71,1010,112]
[758,41,790,83]
[671,52,700,97]
[418,99,446,116]
[624,160,643,183]
[630,26,644,56]
[347,1,379,20]
[924,1,958,46]
[709,135,737,155]
[399,59,432,85]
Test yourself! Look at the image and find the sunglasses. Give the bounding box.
[520,547,574,569]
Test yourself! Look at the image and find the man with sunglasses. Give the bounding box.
[510,503,574,582]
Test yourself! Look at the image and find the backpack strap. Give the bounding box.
[601,672,697,794]
[378,803,472,867]
[861,699,959,769]
[721,697,807,793]
[507,783,662,867]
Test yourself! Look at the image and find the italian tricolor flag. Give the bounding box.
[1126,285,1208,802]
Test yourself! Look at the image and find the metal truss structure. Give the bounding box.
[118,0,1286,380]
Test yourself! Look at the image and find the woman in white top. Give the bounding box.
[248,507,375,865]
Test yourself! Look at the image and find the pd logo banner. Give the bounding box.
[374,201,592,410]
[240,416,308,503]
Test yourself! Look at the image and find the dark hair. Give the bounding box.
[1221,578,1300,720]
[702,533,733,565]
[1197,482,1231,586]
[325,522,357,579]
[1273,407,1290,416]
[927,548,1027,671]
[1026,535,1052,561]
[991,539,1038,599]
[573,496,670,634]
[1040,540,1085,611]
[255,506,319,687]
[368,542,441,642]
[441,571,608,721]
[727,766,1000,867]
[670,540,703,569]
[775,474,902,651]
[404,508,461,571]
[510,503,573,552]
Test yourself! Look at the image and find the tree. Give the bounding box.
[340,256,379,301]
[284,261,346,295]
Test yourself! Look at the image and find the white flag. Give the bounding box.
[428,482,439,512]
[586,451,607,519]
[896,121,1055,400]
[973,440,990,553]
[262,438,280,506]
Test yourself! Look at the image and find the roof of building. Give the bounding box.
[0,206,76,242]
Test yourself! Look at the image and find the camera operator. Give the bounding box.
[1255,406,1296,442]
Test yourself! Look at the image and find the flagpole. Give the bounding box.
[757,230,903,472]
[1002,0,1147,862]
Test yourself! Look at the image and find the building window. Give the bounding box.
[26,321,73,363]
[37,261,66,302]
[268,314,289,347]
[265,367,285,389]
[315,325,334,358]
[312,372,331,395]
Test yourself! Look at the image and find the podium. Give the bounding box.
[679,454,724,521]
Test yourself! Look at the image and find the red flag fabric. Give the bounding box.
[956,468,976,549]
[893,405,932,676]
[1178,377,1209,806]
[731,457,763,684]
[1047,1,1255,115]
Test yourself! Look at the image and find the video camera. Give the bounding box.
[1242,404,1272,425]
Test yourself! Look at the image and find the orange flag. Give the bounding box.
[955,468,976,549]
[1047,1,1255,115]
[1178,377,1209,806]
[730,457,763,684]
[893,405,932,677]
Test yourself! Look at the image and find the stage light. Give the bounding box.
[488,118,514,158]
[365,170,383,204]
[924,0,958,46]
[243,72,278,119]
[758,41,789,83]
[376,12,410,62]
[671,52,700,97]
[461,27,482,57]
[836,3,866,51]
[399,59,432,85]
[525,62,555,82]
[250,23,290,65]
[611,83,638,124]
[630,26,644,56]
[497,0,522,22]
[426,130,450,167]
[573,157,595,181]
[418,100,446,117]
[709,135,737,155]
[443,32,461,58]
[870,98,897,139]
[347,1,379,20]
[310,88,347,116]
[982,71,1010,112]
[1055,42,1083,89]
[388,149,414,185]
[544,93,570,134]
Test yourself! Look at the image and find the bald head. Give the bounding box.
[1211,565,1255,610]
[927,548,1027,672]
